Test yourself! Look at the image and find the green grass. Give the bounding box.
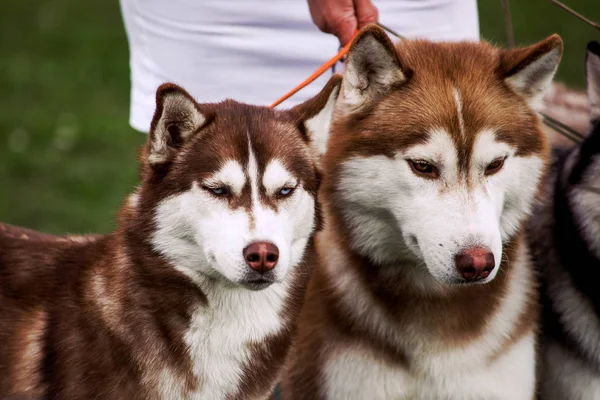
[479,0,600,89]
[1,0,599,234]
[0,0,143,234]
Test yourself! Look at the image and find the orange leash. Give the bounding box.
[269,23,403,109]
[269,30,359,109]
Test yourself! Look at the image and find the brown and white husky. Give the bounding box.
[0,77,342,399]
[280,25,562,399]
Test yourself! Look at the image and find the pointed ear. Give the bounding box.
[586,41,600,122]
[499,34,563,111]
[340,24,407,113]
[147,83,208,165]
[290,74,342,156]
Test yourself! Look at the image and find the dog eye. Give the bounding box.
[485,158,505,176]
[408,160,439,179]
[203,186,229,196]
[278,187,295,197]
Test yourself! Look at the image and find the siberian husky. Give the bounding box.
[0,77,342,399]
[529,41,600,400]
[280,25,563,399]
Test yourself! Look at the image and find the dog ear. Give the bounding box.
[499,34,563,111]
[147,83,208,165]
[586,41,600,122]
[291,74,342,156]
[339,24,407,113]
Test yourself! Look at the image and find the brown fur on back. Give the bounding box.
[0,221,204,399]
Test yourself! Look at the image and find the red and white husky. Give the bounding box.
[0,77,341,399]
[280,25,562,399]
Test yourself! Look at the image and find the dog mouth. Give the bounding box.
[239,269,276,290]
[241,278,274,291]
[447,276,492,286]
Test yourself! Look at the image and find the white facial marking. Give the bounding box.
[263,159,297,196]
[151,178,314,288]
[336,129,544,285]
[453,87,465,138]
[247,137,261,209]
[150,134,316,287]
[204,160,246,195]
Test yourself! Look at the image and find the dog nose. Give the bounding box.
[243,242,279,273]
[454,247,495,281]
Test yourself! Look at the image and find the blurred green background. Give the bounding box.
[1,0,599,235]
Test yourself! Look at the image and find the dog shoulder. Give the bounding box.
[0,223,107,295]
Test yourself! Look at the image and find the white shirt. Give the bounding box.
[119,0,480,132]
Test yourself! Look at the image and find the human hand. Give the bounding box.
[307,0,379,46]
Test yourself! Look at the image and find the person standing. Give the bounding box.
[119,0,479,133]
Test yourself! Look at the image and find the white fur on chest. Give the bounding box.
[324,333,535,400]
[322,236,536,399]
[160,280,290,400]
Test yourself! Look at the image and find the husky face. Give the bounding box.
[136,80,340,290]
[321,26,562,286]
[563,41,600,260]
[334,128,544,285]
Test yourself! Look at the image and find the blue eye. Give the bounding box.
[279,187,294,196]
[203,186,228,196]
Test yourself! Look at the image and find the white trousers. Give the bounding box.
[119,0,480,132]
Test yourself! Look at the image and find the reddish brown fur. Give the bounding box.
[325,38,555,168]
[280,26,558,399]
[0,79,341,399]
